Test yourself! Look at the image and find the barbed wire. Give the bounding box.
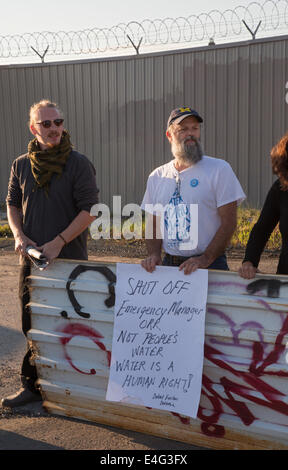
[1,0,288,62]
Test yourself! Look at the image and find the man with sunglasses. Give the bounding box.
[141,107,245,274]
[2,99,99,408]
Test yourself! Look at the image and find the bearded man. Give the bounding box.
[141,107,245,274]
[2,99,99,408]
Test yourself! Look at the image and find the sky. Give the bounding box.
[1,0,258,35]
[0,0,281,63]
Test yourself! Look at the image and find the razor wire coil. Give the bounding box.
[0,0,288,60]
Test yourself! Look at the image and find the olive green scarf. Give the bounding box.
[28,130,72,193]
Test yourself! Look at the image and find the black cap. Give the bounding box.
[167,107,203,128]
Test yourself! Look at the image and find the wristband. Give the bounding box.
[58,233,67,245]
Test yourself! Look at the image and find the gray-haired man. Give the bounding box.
[141,106,245,274]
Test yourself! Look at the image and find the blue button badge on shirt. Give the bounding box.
[190,179,199,188]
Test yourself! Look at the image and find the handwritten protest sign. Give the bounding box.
[106,263,208,418]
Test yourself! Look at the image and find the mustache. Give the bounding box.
[48,131,60,137]
[184,135,198,144]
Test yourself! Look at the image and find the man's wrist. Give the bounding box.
[14,229,24,240]
[199,252,214,266]
[148,252,161,259]
[56,234,66,248]
[58,233,67,245]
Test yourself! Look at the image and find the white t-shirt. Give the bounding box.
[141,156,246,256]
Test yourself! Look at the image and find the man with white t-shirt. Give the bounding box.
[141,107,246,274]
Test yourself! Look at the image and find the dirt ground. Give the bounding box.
[0,237,280,450]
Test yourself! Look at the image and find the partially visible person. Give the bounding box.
[239,133,288,279]
[141,107,246,274]
[2,99,99,408]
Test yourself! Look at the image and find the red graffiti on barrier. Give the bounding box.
[57,299,288,440]
[58,323,111,374]
[198,311,288,437]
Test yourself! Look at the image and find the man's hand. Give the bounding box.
[38,236,65,263]
[141,254,162,273]
[37,210,95,263]
[179,254,210,275]
[14,233,37,257]
[238,261,258,279]
[7,205,37,257]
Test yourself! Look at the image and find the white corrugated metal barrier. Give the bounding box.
[27,259,288,450]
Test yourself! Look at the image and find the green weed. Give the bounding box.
[231,208,281,250]
[0,224,12,237]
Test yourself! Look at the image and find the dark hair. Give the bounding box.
[271,133,288,190]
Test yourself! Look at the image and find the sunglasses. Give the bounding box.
[35,118,64,128]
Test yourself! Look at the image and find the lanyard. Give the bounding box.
[175,173,181,196]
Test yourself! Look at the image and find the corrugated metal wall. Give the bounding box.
[1,35,288,208]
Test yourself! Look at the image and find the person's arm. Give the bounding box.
[179,201,237,274]
[238,183,280,279]
[7,205,37,256]
[141,214,163,272]
[38,210,96,262]
[38,153,99,262]
[7,160,37,256]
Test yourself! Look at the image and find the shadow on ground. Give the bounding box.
[0,430,63,450]
[0,326,25,360]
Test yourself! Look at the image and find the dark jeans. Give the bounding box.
[19,261,39,394]
[162,253,229,270]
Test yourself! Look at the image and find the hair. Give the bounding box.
[271,133,288,190]
[29,99,63,126]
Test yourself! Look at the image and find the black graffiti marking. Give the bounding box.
[60,310,69,318]
[66,265,116,318]
[246,278,288,298]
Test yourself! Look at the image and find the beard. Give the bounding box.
[171,136,204,165]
